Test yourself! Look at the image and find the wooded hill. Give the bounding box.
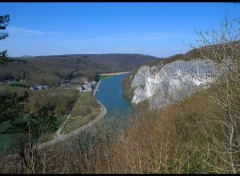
[0,54,159,85]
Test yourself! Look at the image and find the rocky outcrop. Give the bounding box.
[131,59,220,109]
[131,63,164,88]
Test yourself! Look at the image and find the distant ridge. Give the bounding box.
[0,53,160,85]
[20,55,34,58]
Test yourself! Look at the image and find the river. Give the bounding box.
[40,73,135,150]
[68,73,136,151]
[96,73,135,123]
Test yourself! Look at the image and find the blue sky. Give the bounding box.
[0,2,239,57]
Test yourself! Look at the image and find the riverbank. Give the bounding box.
[99,71,131,76]
[93,80,101,96]
[38,80,107,150]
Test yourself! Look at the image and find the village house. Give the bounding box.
[82,84,92,92]
[60,80,70,87]
[30,85,49,91]
[76,82,95,92]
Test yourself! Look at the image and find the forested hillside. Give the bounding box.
[0,54,159,85]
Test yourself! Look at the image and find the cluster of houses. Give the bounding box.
[1,78,96,93]
[29,80,96,92]
[60,79,96,92]
[76,84,93,92]
[75,81,96,92]
[30,85,49,91]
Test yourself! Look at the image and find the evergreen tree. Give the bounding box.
[0,14,10,64]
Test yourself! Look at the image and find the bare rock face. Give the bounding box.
[131,63,164,88]
[131,59,220,109]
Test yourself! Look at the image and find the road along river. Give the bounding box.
[39,73,135,149]
[38,79,107,149]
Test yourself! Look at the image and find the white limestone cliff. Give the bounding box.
[131,59,220,109]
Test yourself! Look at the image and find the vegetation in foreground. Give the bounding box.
[1,76,239,173]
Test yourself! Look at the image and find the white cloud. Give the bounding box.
[6,26,64,37]
[7,26,45,36]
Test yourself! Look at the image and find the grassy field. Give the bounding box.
[61,92,99,134]
[0,120,15,153]
[99,75,113,81]
[3,83,28,94]
[0,115,67,153]
[1,81,35,93]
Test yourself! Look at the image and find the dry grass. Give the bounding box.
[61,92,99,134]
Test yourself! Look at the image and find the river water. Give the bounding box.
[69,73,136,151]
[96,74,134,121]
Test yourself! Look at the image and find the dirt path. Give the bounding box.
[38,80,107,150]
[99,71,131,76]
[55,114,71,138]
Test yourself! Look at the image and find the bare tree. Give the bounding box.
[190,14,240,173]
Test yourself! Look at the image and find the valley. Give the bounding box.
[0,2,239,174]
